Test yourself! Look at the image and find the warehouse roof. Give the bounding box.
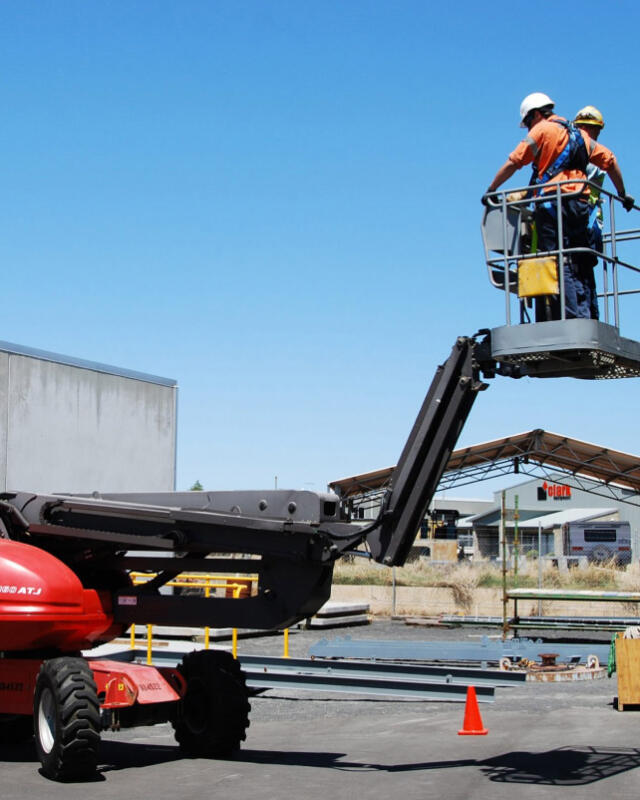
[329,429,640,499]
[467,506,618,530]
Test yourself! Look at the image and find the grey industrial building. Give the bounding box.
[458,473,639,561]
[0,340,177,494]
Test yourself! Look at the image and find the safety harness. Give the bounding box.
[528,118,590,196]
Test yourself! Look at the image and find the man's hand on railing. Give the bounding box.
[481,192,492,207]
[506,190,527,203]
[620,193,636,212]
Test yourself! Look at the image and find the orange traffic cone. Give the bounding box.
[457,686,488,735]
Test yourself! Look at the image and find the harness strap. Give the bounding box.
[531,118,588,197]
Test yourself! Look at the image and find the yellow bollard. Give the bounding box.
[232,584,240,658]
[130,624,136,650]
[204,580,211,650]
[146,624,153,665]
[283,628,289,658]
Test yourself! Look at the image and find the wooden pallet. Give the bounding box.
[615,634,640,710]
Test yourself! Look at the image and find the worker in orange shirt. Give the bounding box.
[483,93,634,321]
[573,105,610,319]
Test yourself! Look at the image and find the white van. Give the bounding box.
[563,521,632,565]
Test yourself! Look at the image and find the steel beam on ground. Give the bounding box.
[241,669,494,702]
[238,654,524,687]
[308,636,612,665]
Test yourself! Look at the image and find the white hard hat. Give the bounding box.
[519,92,554,127]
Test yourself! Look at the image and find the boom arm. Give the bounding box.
[0,335,492,632]
[352,336,488,565]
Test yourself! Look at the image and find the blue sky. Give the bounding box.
[2,1,640,494]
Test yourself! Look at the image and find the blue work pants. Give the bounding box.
[534,197,597,321]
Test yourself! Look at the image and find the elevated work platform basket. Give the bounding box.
[490,319,640,379]
[482,181,640,380]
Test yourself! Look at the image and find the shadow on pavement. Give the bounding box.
[4,739,640,787]
[237,749,350,768]
[0,740,36,763]
[238,745,640,785]
[0,738,180,775]
[479,746,640,785]
[98,740,181,773]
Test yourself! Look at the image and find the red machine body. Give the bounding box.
[0,538,184,724]
[0,539,122,651]
[0,657,183,715]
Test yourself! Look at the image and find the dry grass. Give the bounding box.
[434,563,478,611]
[333,556,628,597]
[617,561,640,615]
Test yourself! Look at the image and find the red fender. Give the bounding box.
[89,660,184,707]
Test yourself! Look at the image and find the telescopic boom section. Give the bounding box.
[0,337,491,633]
[337,336,489,566]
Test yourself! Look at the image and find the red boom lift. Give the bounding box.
[0,336,493,780]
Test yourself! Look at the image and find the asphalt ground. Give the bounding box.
[3,620,640,799]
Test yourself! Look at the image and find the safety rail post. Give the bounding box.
[602,190,610,325]
[537,522,543,616]
[556,183,566,320]
[500,491,508,641]
[392,566,396,616]
[283,628,289,658]
[609,197,620,327]
[512,496,519,635]
[204,578,211,650]
[146,624,153,665]
[500,192,512,326]
[513,495,519,584]
[232,584,240,658]
[130,624,135,650]
[603,258,610,324]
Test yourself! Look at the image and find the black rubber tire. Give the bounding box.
[0,714,33,745]
[172,650,250,758]
[33,657,101,781]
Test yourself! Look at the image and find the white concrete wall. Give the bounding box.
[330,584,640,618]
[0,353,176,493]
